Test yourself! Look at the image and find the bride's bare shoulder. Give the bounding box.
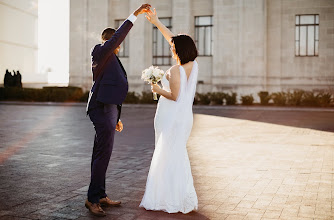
[166,65,180,80]
[168,65,181,82]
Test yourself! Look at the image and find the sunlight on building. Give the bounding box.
[38,0,69,85]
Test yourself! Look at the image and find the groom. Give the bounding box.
[85,4,151,217]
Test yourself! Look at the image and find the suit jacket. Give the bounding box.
[87,19,133,121]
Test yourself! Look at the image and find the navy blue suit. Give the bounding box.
[86,19,133,204]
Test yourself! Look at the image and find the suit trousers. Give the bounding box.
[87,104,118,204]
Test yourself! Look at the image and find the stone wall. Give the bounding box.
[69,0,334,99]
[267,0,334,94]
[0,0,40,84]
[69,0,108,91]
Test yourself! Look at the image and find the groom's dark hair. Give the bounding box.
[101,28,116,42]
[171,34,198,65]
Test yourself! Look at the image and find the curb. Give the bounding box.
[1,101,334,112]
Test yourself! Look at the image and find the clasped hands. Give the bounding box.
[134,4,159,25]
[133,4,151,16]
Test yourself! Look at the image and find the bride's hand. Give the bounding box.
[145,8,159,25]
[151,83,161,93]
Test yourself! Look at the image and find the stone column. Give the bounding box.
[69,0,108,91]
[128,0,150,92]
[266,0,281,92]
[213,0,266,97]
[172,0,193,35]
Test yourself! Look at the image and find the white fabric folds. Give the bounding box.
[140,61,199,214]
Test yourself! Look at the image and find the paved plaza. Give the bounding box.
[0,103,334,220]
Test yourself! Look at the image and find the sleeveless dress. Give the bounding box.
[139,61,199,214]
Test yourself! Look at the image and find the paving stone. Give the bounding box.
[1,104,334,219]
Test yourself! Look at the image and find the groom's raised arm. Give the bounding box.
[99,4,151,55]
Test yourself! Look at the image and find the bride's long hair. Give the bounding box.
[171,34,198,65]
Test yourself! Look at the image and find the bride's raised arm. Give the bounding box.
[145,8,174,46]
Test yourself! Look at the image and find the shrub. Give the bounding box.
[23,88,47,101]
[258,91,270,105]
[209,92,225,105]
[301,91,320,106]
[193,95,198,105]
[80,91,89,102]
[124,91,140,104]
[195,92,211,105]
[1,87,24,100]
[241,95,254,105]
[0,87,85,102]
[68,87,84,101]
[42,86,83,102]
[225,92,237,105]
[1,87,332,107]
[287,90,304,106]
[271,92,287,105]
[318,92,332,107]
[0,88,4,100]
[139,91,156,104]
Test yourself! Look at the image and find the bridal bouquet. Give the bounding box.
[141,66,165,100]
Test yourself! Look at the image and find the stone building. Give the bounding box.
[69,0,334,98]
[0,0,41,85]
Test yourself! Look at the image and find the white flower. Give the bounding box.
[152,68,160,78]
[141,65,165,84]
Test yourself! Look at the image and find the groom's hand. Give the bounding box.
[133,4,151,16]
[116,120,123,132]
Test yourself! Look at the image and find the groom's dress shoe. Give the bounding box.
[99,197,121,207]
[85,199,106,217]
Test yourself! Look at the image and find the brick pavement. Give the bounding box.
[0,103,334,220]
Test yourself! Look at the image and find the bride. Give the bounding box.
[139,8,199,214]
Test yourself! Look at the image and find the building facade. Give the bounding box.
[69,0,334,98]
[0,0,42,85]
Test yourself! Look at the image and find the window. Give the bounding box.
[115,19,129,57]
[295,14,319,56]
[195,16,213,56]
[153,18,172,65]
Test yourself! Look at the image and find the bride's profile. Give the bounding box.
[139,8,199,214]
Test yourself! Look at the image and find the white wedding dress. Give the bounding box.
[139,61,198,214]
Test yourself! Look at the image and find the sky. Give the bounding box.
[38,0,69,84]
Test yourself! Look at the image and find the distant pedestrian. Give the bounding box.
[16,70,22,88]
[4,69,13,88]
